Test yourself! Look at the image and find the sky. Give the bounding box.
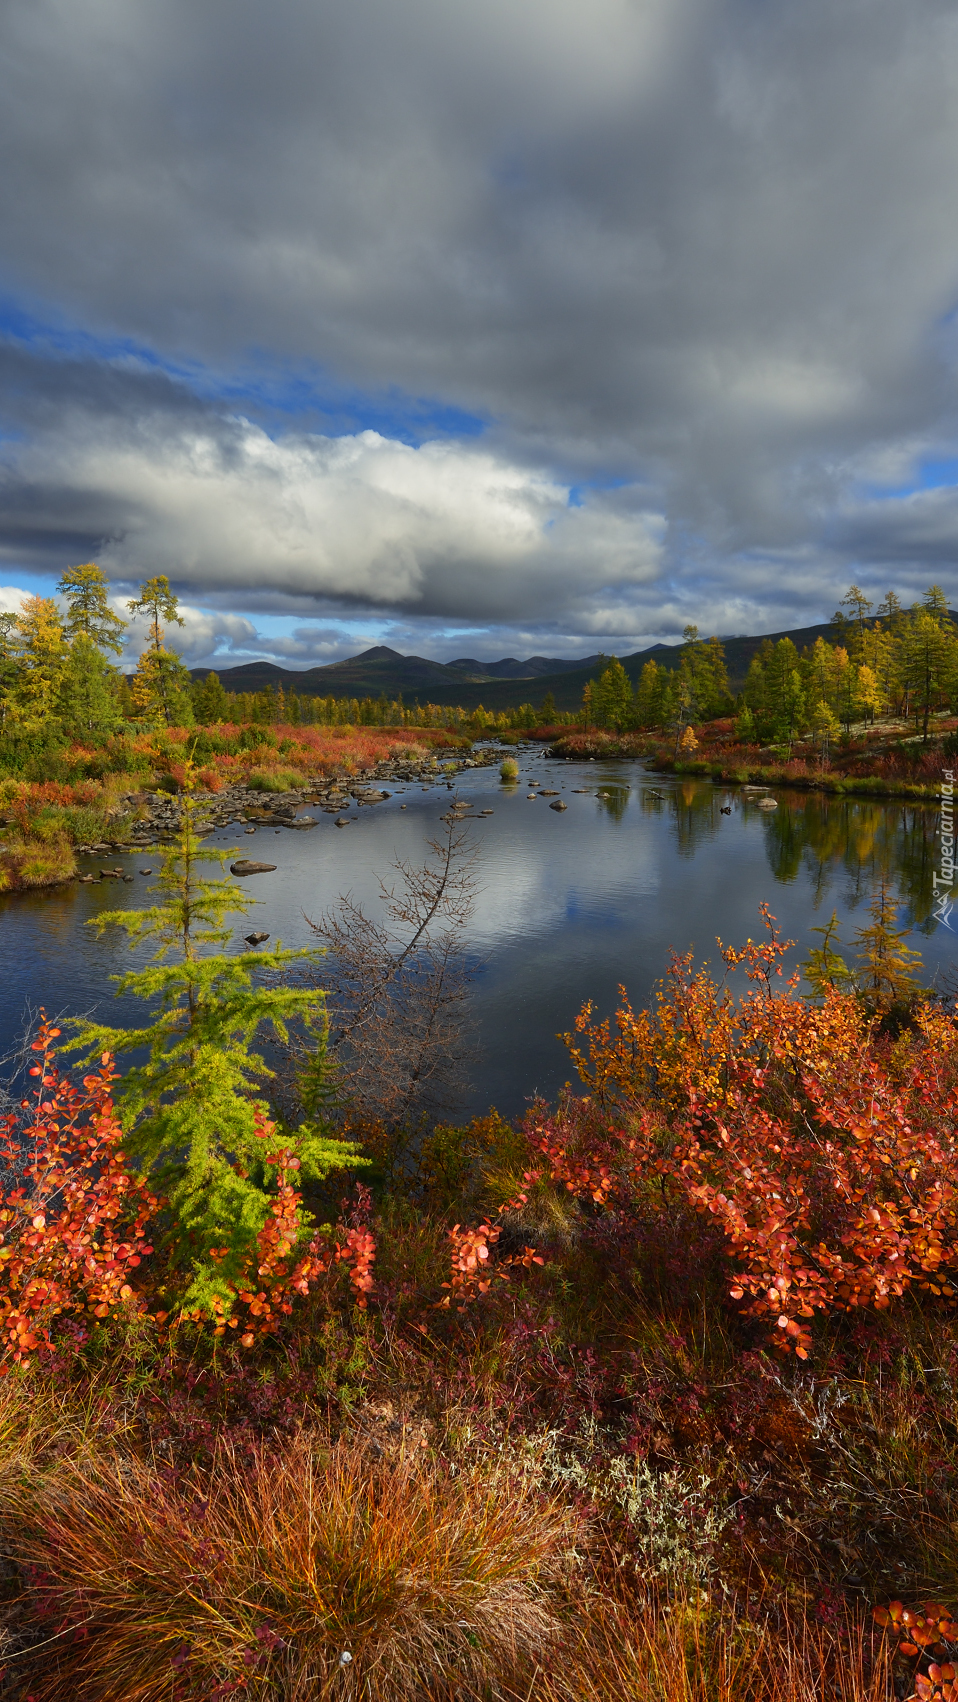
[2,0,958,672]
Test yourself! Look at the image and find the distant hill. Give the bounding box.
[190,620,862,712]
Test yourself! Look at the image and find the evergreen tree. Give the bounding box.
[593,657,632,731]
[127,575,192,727]
[809,697,840,768]
[0,613,18,728]
[672,658,698,753]
[57,633,123,741]
[131,645,195,727]
[70,775,363,1312]
[877,589,907,635]
[127,574,184,651]
[742,645,771,730]
[835,584,874,659]
[902,606,955,740]
[764,638,804,741]
[803,911,855,998]
[57,562,127,654]
[539,690,557,723]
[853,882,924,1011]
[734,703,756,743]
[634,660,663,729]
[856,663,882,724]
[923,583,951,623]
[193,670,229,724]
[681,626,731,719]
[12,596,68,720]
[832,647,861,732]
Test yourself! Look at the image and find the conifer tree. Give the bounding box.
[809,697,840,768]
[853,882,924,1011]
[0,614,18,729]
[58,633,123,741]
[127,574,184,651]
[593,657,632,731]
[903,605,956,740]
[634,659,663,728]
[803,911,855,998]
[742,646,770,729]
[131,645,195,727]
[835,584,874,658]
[69,770,362,1312]
[192,670,229,724]
[57,563,127,654]
[734,703,756,743]
[127,575,194,726]
[12,597,68,720]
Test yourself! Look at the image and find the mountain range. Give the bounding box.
[192,620,853,713]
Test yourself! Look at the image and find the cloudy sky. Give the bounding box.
[2,0,958,670]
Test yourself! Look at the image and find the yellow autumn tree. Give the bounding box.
[13,597,68,721]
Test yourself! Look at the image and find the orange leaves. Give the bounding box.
[441,1184,544,1311]
[874,1601,958,1698]
[547,911,958,1354]
[0,1016,156,1365]
[338,1226,377,1310]
[206,1115,377,1342]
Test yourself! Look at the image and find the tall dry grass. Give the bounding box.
[0,1376,902,1701]
[533,1593,892,1702]
[4,1431,582,1701]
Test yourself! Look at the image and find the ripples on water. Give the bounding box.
[2,753,953,1120]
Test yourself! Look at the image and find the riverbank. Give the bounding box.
[549,721,951,800]
[0,723,493,891]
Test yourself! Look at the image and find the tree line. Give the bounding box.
[0,566,195,755]
[0,564,578,765]
[584,585,958,749]
[3,569,956,764]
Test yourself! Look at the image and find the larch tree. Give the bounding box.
[57,563,127,655]
[128,575,194,727]
[70,769,363,1313]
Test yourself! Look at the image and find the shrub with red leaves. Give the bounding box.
[0,1017,156,1364]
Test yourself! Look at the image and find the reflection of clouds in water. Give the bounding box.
[303,786,666,955]
[467,808,663,949]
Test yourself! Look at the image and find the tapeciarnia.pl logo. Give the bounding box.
[934,769,955,930]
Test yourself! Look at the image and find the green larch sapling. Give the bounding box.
[69,770,365,1313]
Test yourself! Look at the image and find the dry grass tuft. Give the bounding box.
[6,1430,582,1700]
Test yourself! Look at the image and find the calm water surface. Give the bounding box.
[2,752,954,1120]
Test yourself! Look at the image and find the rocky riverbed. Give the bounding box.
[72,753,495,857]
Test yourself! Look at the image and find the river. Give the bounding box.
[2,750,954,1121]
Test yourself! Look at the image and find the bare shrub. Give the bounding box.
[297,818,479,1141]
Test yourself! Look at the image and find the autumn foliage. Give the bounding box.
[0,1029,376,1366]
[453,908,958,1357]
[0,1018,155,1364]
[873,1601,958,1700]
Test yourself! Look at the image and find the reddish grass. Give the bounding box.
[7,1431,581,1701]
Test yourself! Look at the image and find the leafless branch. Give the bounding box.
[282,816,480,1132]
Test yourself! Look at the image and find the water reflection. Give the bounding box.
[0,758,952,1121]
[757,793,940,931]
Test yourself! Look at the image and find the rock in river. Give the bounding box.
[230,860,277,876]
[549,800,568,811]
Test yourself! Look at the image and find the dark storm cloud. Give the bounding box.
[1,0,958,640]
